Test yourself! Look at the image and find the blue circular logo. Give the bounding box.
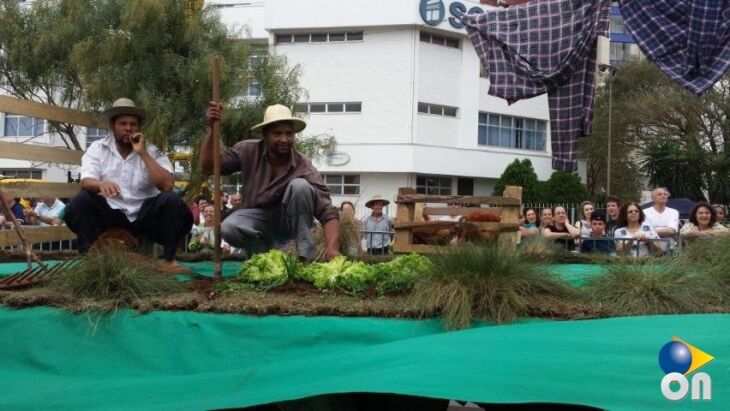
[420,0,445,26]
[659,341,692,374]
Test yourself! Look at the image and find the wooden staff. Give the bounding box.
[211,56,222,278]
[0,188,47,271]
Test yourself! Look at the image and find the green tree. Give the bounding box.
[542,171,591,204]
[0,0,249,150]
[492,159,541,203]
[639,140,707,201]
[581,60,730,204]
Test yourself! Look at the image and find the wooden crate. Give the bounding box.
[392,186,522,254]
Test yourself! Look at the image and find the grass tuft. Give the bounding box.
[584,262,725,316]
[50,245,183,304]
[411,242,578,329]
[314,212,362,260]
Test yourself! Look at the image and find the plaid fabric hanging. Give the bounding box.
[619,0,730,96]
[462,0,611,171]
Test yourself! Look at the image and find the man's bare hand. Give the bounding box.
[207,101,224,126]
[98,181,121,197]
[23,208,37,218]
[130,133,145,154]
[326,247,341,261]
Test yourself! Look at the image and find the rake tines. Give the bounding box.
[0,258,80,290]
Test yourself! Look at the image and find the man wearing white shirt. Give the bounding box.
[25,197,65,226]
[63,98,193,274]
[642,187,680,251]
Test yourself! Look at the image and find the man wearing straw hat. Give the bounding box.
[64,98,194,274]
[201,102,340,261]
[361,195,393,255]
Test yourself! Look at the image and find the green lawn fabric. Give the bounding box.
[0,261,240,280]
[1,262,602,285]
[0,307,727,410]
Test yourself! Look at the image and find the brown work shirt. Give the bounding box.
[220,139,339,224]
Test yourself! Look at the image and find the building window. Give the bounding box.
[295,102,362,114]
[416,175,452,195]
[419,31,460,49]
[417,102,458,118]
[275,32,364,44]
[85,127,108,148]
[0,169,42,179]
[3,115,44,139]
[322,174,360,195]
[478,113,546,151]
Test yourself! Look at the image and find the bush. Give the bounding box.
[50,246,182,302]
[411,243,577,329]
[584,263,725,316]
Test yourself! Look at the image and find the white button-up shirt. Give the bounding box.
[80,136,173,222]
[33,199,66,226]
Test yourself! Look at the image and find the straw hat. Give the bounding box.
[102,98,146,123]
[365,195,390,208]
[251,104,307,133]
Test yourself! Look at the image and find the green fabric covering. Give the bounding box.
[540,264,608,287]
[0,261,63,277]
[0,261,240,280]
[0,262,606,287]
[0,307,727,410]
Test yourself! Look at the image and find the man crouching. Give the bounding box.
[200,103,340,261]
[64,98,194,274]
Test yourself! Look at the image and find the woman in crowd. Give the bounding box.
[614,202,661,257]
[680,202,728,242]
[519,207,540,238]
[712,204,727,226]
[189,205,230,254]
[539,208,553,230]
[542,205,580,250]
[574,201,595,238]
[340,201,356,215]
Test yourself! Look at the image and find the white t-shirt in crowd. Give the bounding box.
[642,205,679,249]
[80,136,173,222]
[33,199,66,226]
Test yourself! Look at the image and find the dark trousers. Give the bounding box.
[64,189,193,261]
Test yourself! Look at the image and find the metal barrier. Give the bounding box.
[361,230,395,255]
[557,236,676,257]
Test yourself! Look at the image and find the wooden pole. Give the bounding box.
[0,188,47,271]
[211,56,222,278]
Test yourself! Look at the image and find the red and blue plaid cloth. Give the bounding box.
[462,0,611,171]
[619,0,730,96]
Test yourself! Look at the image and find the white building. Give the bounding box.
[214,0,588,211]
[2,0,596,212]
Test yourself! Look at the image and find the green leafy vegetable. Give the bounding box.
[300,256,374,294]
[372,253,432,295]
[238,249,293,288]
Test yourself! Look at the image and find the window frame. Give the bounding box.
[416,175,453,195]
[477,112,547,152]
[322,174,361,196]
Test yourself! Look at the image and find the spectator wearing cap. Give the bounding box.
[361,195,393,255]
[580,211,615,254]
[63,98,194,274]
[201,102,340,261]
